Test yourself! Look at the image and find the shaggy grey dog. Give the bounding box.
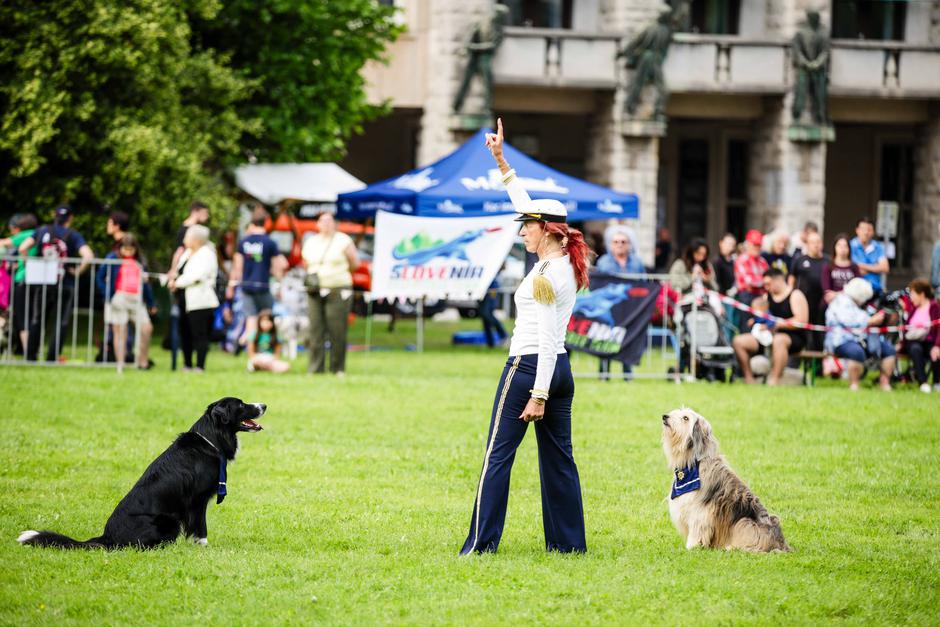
[661,408,791,552]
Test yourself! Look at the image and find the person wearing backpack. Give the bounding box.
[18,205,94,361]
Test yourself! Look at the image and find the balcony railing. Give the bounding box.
[492,27,619,88]
[665,34,788,93]
[493,28,940,97]
[828,39,940,97]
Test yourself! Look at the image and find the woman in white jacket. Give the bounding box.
[460,119,592,555]
[170,225,219,371]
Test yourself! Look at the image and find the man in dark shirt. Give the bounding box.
[226,205,287,352]
[789,231,827,350]
[654,227,672,273]
[18,205,94,361]
[168,201,210,283]
[713,233,737,295]
[106,211,130,251]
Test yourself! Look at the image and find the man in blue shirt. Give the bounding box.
[18,205,94,361]
[849,216,889,294]
[226,205,287,351]
[596,224,646,275]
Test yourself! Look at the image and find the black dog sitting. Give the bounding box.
[18,397,265,549]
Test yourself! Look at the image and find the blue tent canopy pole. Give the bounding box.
[338,128,638,221]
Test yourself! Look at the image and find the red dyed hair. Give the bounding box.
[544,222,593,290]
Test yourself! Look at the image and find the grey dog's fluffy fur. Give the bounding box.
[661,408,791,552]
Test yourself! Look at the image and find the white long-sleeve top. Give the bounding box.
[508,256,577,395]
[502,169,576,396]
[174,244,220,312]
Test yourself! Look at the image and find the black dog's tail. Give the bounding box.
[17,530,106,549]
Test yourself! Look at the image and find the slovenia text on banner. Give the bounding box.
[370,210,518,301]
[565,273,661,364]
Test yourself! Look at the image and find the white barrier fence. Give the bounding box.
[1,257,717,382]
[0,254,154,367]
[356,273,697,382]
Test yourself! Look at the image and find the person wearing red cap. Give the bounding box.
[732,229,769,327]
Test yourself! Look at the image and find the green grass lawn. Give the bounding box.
[1,320,939,624]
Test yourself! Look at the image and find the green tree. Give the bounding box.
[193,0,402,163]
[0,0,255,264]
[0,1,401,265]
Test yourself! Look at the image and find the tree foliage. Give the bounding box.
[193,0,402,163]
[0,0,253,263]
[0,0,400,264]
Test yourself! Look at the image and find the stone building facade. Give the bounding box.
[344,0,940,284]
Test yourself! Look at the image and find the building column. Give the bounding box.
[913,112,940,274]
[416,0,491,167]
[747,97,827,237]
[587,0,666,268]
[587,94,660,267]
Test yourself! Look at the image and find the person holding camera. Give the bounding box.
[668,238,717,296]
[302,211,358,375]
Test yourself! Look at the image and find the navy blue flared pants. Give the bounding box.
[460,353,586,554]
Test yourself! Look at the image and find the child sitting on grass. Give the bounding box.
[247,309,289,373]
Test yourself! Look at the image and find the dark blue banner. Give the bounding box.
[565,273,661,364]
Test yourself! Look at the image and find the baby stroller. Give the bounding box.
[673,292,735,382]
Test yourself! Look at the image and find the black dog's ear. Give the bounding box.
[210,403,230,424]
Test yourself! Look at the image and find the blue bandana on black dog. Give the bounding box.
[217,457,227,504]
[670,462,701,499]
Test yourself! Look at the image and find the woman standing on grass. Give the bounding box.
[302,211,358,376]
[460,119,590,555]
[170,225,219,372]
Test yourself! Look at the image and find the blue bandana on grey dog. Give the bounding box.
[671,462,700,499]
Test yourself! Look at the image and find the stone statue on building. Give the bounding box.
[453,5,510,115]
[791,10,830,125]
[616,7,675,121]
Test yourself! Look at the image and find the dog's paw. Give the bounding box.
[195,537,208,546]
[17,530,40,544]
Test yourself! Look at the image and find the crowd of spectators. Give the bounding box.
[1,204,939,392]
[640,217,940,392]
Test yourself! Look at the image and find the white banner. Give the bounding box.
[371,210,518,301]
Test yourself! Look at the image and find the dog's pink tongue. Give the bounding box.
[242,419,263,431]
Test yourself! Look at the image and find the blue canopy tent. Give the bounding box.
[337,128,638,221]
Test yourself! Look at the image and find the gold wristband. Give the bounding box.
[531,397,546,405]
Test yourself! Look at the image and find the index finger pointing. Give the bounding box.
[497,117,503,139]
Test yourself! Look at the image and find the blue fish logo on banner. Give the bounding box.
[566,273,661,364]
[392,228,500,265]
[572,283,633,325]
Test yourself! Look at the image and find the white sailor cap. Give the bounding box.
[514,198,567,223]
[503,168,567,223]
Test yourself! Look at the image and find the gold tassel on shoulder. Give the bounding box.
[532,263,555,304]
